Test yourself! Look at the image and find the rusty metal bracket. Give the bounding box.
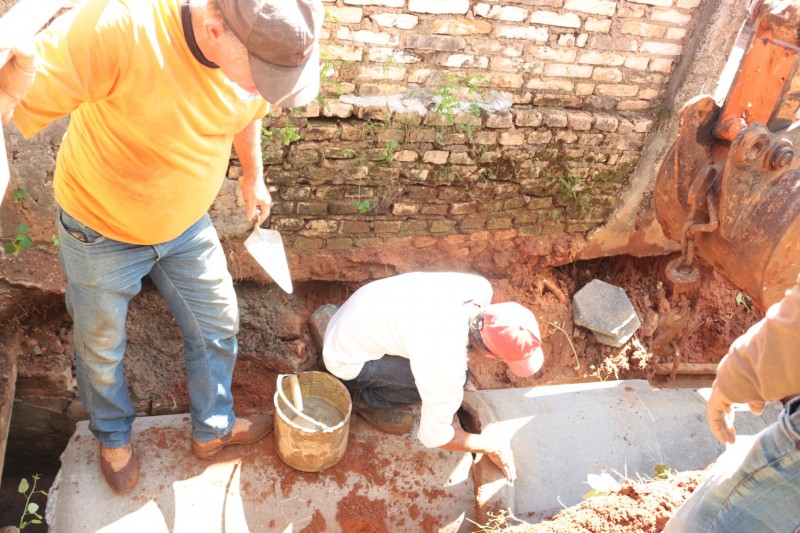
[664,165,719,294]
[650,292,693,382]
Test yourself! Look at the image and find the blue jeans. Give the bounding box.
[664,397,800,532]
[57,207,239,447]
[342,355,469,409]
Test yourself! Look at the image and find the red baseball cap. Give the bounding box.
[480,302,544,377]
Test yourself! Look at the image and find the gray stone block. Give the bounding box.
[572,279,641,347]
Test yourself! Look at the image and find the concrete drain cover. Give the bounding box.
[572,279,641,346]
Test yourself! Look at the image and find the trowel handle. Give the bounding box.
[288,374,303,412]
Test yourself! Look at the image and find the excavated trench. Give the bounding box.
[0,253,763,530]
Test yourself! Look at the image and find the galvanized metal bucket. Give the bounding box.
[273,371,352,472]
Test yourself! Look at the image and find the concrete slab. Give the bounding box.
[473,380,782,523]
[46,411,476,533]
[47,380,783,530]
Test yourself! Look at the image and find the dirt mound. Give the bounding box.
[524,469,707,532]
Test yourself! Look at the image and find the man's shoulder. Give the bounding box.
[349,273,491,309]
[79,0,176,34]
[383,272,489,290]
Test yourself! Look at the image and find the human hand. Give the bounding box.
[706,379,768,444]
[0,41,37,122]
[747,400,766,416]
[706,380,737,444]
[483,440,517,482]
[444,427,517,482]
[244,180,272,226]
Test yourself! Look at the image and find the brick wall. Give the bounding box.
[238,0,704,252]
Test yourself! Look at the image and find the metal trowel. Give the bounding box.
[244,226,293,294]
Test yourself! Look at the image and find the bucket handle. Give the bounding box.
[276,374,333,432]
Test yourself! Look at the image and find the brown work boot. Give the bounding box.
[99,443,140,494]
[351,393,413,435]
[192,415,274,459]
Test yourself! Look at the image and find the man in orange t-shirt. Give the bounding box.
[0,0,322,493]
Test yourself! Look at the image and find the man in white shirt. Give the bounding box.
[323,272,544,481]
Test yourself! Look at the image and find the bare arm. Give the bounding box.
[233,118,271,225]
[439,426,516,481]
[716,275,800,404]
[707,274,800,444]
[0,42,36,123]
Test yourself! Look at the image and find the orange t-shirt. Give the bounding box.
[14,0,268,244]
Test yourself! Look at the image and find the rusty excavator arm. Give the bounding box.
[654,0,800,313]
[649,0,800,383]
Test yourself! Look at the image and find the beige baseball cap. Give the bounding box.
[220,0,323,108]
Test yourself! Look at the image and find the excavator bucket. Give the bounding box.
[654,1,800,311]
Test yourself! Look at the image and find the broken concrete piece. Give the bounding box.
[572,279,641,347]
[309,304,339,352]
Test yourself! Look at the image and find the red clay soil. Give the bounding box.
[525,469,708,533]
[299,509,326,532]
[335,489,390,533]
[457,254,762,392]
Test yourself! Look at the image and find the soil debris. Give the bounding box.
[526,469,708,533]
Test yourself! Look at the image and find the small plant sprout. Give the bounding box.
[548,321,579,370]
[582,471,622,499]
[273,125,301,146]
[4,223,34,255]
[352,199,371,214]
[381,140,399,165]
[18,474,48,530]
[556,171,586,201]
[655,464,674,479]
[51,234,60,248]
[12,187,26,203]
[430,72,486,127]
[735,292,752,314]
[319,58,346,96]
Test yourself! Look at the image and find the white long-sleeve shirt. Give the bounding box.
[323,272,493,448]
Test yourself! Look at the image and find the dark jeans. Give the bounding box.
[342,355,469,409]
